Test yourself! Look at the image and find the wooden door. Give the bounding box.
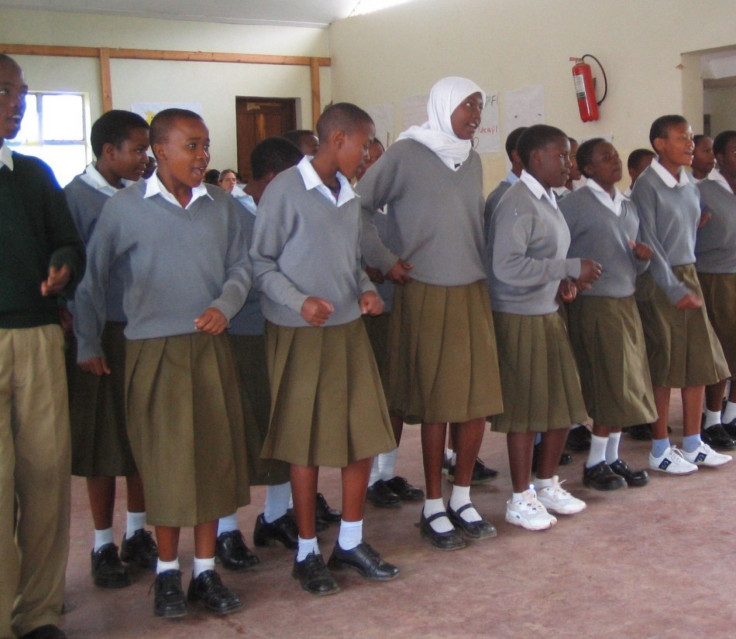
[235,97,296,181]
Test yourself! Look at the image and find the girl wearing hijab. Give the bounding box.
[358,77,503,550]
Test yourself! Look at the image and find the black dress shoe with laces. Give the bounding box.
[582,461,627,491]
[19,625,67,639]
[120,529,158,570]
[366,480,401,508]
[91,543,130,588]
[384,475,425,501]
[153,569,187,618]
[316,493,342,523]
[292,552,340,595]
[609,458,649,487]
[327,542,399,580]
[187,570,242,615]
[253,513,299,550]
[701,424,736,450]
[416,512,465,550]
[215,530,260,571]
[447,504,497,539]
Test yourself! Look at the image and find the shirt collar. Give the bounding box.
[0,142,13,171]
[706,168,734,195]
[504,170,520,185]
[296,155,356,206]
[144,172,212,209]
[520,169,558,209]
[79,163,135,197]
[651,157,690,188]
[235,192,257,215]
[585,179,626,216]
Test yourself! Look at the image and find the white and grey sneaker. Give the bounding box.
[680,441,732,467]
[648,445,698,474]
[535,476,586,515]
[505,489,557,531]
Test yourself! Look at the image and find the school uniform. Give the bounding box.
[74,175,251,527]
[64,166,137,477]
[632,160,729,388]
[487,171,587,433]
[483,170,518,241]
[559,182,657,428]
[250,157,395,468]
[357,139,503,424]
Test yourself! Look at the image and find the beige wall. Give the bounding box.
[329,0,736,190]
[0,7,332,173]
[706,86,736,134]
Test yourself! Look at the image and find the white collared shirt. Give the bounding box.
[650,157,690,188]
[504,170,520,185]
[79,162,134,197]
[296,155,356,207]
[520,169,558,209]
[0,142,13,171]
[586,179,627,216]
[144,172,211,209]
[705,168,734,195]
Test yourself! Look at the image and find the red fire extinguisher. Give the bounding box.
[571,55,607,122]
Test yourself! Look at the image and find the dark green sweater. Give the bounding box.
[0,151,85,328]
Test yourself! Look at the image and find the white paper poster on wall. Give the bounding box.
[475,90,501,154]
[367,103,395,148]
[402,94,429,130]
[504,85,545,132]
[131,102,203,124]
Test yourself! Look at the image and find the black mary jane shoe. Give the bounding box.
[416,512,465,550]
[327,542,399,580]
[582,461,627,491]
[292,552,340,596]
[215,530,260,571]
[609,458,649,487]
[447,503,497,540]
[187,570,242,615]
[253,512,299,550]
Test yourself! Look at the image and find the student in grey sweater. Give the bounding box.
[696,129,736,442]
[560,138,655,491]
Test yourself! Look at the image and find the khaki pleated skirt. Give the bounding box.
[567,296,657,428]
[387,280,503,424]
[491,311,587,433]
[363,313,390,393]
[636,265,730,388]
[125,333,250,527]
[262,318,395,467]
[228,333,290,486]
[68,321,137,477]
[698,272,736,377]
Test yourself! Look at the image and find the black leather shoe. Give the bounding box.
[316,493,342,523]
[91,543,130,588]
[625,423,653,440]
[447,458,498,484]
[559,452,573,466]
[292,552,340,595]
[532,445,573,473]
[327,542,399,580]
[582,461,627,491]
[416,512,465,550]
[187,570,242,615]
[253,513,298,550]
[153,569,187,618]
[447,504,497,540]
[385,475,425,501]
[366,480,401,508]
[215,530,260,571]
[723,418,736,439]
[120,529,158,570]
[19,625,67,639]
[702,424,736,450]
[610,458,649,487]
[566,425,592,451]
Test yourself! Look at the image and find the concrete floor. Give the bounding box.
[59,398,736,638]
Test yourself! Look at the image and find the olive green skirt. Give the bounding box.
[491,311,587,433]
[229,334,290,486]
[263,318,395,467]
[698,272,736,377]
[125,333,250,527]
[68,321,137,477]
[363,313,390,394]
[387,280,503,424]
[636,265,730,387]
[567,296,657,428]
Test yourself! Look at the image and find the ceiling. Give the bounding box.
[0,0,399,28]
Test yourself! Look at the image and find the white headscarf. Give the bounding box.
[398,76,486,171]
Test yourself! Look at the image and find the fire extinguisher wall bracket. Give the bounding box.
[571,54,608,123]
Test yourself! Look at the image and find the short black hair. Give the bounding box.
[575,137,606,178]
[0,53,21,70]
[251,137,303,180]
[516,124,568,168]
[90,110,149,158]
[627,148,655,171]
[204,169,220,185]
[693,134,711,148]
[649,115,688,148]
[316,103,374,142]
[505,127,527,161]
[713,130,736,157]
[149,108,203,148]
[282,129,316,147]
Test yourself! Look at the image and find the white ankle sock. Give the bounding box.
[723,401,736,424]
[368,455,382,487]
[379,448,398,481]
[422,498,453,533]
[192,556,215,578]
[156,557,180,574]
[218,513,238,535]
[126,511,146,538]
[704,409,722,429]
[93,527,114,552]
[534,476,554,489]
[586,434,608,468]
[337,519,363,551]
[605,432,622,464]
[264,482,291,523]
[449,485,480,522]
[296,536,320,562]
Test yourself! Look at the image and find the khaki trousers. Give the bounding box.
[0,325,70,638]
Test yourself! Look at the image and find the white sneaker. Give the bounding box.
[535,476,587,515]
[505,489,557,531]
[680,441,732,467]
[648,445,698,474]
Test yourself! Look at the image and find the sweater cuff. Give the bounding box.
[565,258,582,279]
